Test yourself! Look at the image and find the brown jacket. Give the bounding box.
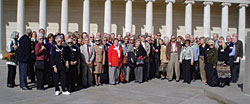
[234,40,243,61]
[93,45,105,64]
[166,42,182,60]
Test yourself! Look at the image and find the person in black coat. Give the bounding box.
[51,35,71,96]
[217,38,231,87]
[134,40,147,83]
[16,29,32,90]
[28,33,36,83]
[65,38,80,92]
[101,38,110,84]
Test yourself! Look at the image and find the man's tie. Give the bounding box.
[87,45,90,58]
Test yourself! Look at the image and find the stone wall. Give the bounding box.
[2,0,250,50]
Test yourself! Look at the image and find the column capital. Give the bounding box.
[184,0,194,5]
[203,1,213,6]
[239,3,249,8]
[145,0,155,2]
[125,0,134,2]
[221,2,231,7]
[165,0,175,3]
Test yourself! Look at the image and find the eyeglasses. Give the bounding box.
[90,37,94,38]
[67,42,73,44]
[95,40,100,42]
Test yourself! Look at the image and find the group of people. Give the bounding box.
[5,28,243,96]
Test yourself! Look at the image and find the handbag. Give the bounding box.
[136,58,144,65]
[120,72,125,82]
[35,60,45,69]
[123,56,127,64]
[159,63,167,72]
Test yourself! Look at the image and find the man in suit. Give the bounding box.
[17,29,32,90]
[231,33,243,83]
[154,32,161,48]
[166,35,182,82]
[80,37,95,87]
[140,35,151,81]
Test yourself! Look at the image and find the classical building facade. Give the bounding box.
[0,0,250,52]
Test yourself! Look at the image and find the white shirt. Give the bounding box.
[171,43,177,52]
[114,46,121,58]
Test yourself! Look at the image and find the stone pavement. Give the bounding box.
[0,60,248,104]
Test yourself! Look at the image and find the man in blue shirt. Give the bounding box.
[190,35,199,82]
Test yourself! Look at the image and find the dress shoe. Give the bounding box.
[7,84,14,88]
[176,80,180,82]
[21,87,31,90]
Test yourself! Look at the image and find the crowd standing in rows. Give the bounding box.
[5,28,243,96]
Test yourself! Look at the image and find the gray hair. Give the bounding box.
[37,33,44,39]
[25,29,32,36]
[55,35,63,41]
[66,38,73,43]
[213,33,219,38]
[11,31,19,39]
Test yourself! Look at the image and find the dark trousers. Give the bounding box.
[67,65,77,91]
[101,63,109,84]
[182,60,191,83]
[7,65,16,85]
[46,64,54,87]
[191,61,199,80]
[143,61,150,81]
[36,68,44,89]
[53,69,67,92]
[205,63,218,87]
[28,62,35,82]
[232,63,240,82]
[19,62,28,88]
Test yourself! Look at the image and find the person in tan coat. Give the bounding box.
[160,37,169,79]
[93,37,106,86]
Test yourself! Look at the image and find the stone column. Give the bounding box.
[17,0,25,36]
[39,0,47,31]
[165,0,175,38]
[0,0,2,53]
[61,0,68,34]
[221,3,231,38]
[83,0,90,34]
[185,0,194,35]
[125,0,134,34]
[145,0,154,34]
[104,0,111,34]
[203,2,213,37]
[238,4,248,55]
[244,32,250,95]
[239,4,248,90]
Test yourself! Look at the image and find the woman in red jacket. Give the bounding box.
[108,38,123,85]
